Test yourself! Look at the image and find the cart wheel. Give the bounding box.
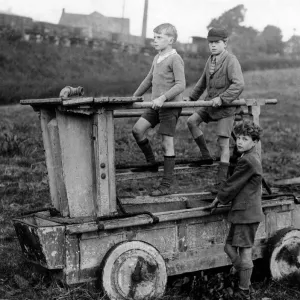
[102,240,167,300]
[269,228,300,280]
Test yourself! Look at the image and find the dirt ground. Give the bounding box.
[1,68,300,299]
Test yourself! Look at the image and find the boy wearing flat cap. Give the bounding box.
[187,27,244,193]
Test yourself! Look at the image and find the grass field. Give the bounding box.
[1,68,300,299]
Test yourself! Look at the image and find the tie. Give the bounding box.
[209,56,216,75]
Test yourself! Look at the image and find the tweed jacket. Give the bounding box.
[133,52,185,102]
[189,50,244,120]
[217,147,264,224]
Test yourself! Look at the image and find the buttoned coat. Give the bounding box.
[189,50,244,120]
[217,147,264,224]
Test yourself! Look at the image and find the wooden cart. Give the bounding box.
[13,96,300,300]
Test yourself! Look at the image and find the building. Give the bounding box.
[59,9,130,38]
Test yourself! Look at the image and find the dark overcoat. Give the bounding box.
[217,147,264,224]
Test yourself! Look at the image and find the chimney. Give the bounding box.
[141,0,148,40]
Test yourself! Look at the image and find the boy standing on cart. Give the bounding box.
[187,27,244,193]
[132,23,186,196]
[206,120,264,300]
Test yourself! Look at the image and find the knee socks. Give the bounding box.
[136,138,156,164]
[160,156,175,188]
[194,135,212,159]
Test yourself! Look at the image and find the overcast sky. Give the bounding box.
[0,0,299,43]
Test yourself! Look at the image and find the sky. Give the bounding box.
[0,0,299,43]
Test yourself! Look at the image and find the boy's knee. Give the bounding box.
[239,248,253,269]
[132,125,140,139]
[187,115,200,129]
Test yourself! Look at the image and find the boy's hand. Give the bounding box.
[211,97,222,107]
[152,95,167,110]
[203,197,219,213]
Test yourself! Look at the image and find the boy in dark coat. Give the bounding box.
[205,120,264,300]
[187,27,244,193]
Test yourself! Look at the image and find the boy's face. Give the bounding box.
[153,31,173,52]
[236,135,257,153]
[208,40,226,55]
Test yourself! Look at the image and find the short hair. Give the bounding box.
[153,23,178,43]
[234,120,263,141]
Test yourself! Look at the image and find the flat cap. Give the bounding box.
[207,27,229,42]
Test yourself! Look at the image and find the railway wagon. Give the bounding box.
[13,95,300,300]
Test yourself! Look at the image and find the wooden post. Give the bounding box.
[47,119,69,216]
[248,105,261,159]
[56,110,96,218]
[93,108,117,217]
[40,109,60,210]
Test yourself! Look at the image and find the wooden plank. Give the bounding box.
[94,96,143,103]
[165,242,266,276]
[116,164,218,181]
[104,99,278,110]
[20,98,62,105]
[248,105,262,159]
[47,118,69,217]
[62,97,94,106]
[266,212,277,237]
[40,109,59,210]
[65,235,80,285]
[273,177,300,185]
[56,110,95,218]
[93,109,117,216]
[113,110,251,118]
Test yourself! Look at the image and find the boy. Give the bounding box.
[187,27,244,193]
[132,23,185,196]
[205,120,264,300]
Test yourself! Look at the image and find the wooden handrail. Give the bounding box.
[20,97,277,108]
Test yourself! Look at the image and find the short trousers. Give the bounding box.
[226,223,260,248]
[195,108,235,138]
[141,107,182,137]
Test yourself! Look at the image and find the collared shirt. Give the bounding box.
[209,50,226,75]
[157,49,177,64]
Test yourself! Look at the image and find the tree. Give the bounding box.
[207,4,246,33]
[260,25,284,55]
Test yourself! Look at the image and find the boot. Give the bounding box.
[132,138,158,172]
[210,162,229,194]
[150,156,175,196]
[189,135,213,167]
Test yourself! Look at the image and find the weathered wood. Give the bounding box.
[104,99,278,110]
[249,105,262,158]
[62,97,94,106]
[65,234,80,285]
[56,110,95,218]
[93,109,117,216]
[94,96,143,103]
[20,97,277,107]
[40,109,59,210]
[274,177,300,185]
[20,98,62,105]
[116,164,218,181]
[47,118,69,216]
[113,110,251,118]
